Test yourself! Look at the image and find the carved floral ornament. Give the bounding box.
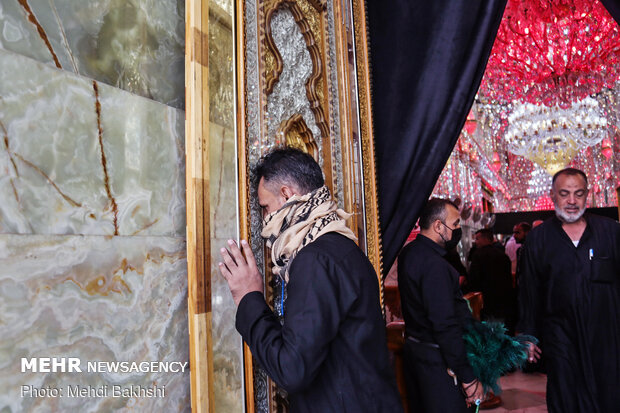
[263,0,330,140]
[278,113,319,160]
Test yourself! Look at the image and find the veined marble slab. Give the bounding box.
[0,0,185,109]
[209,121,244,412]
[0,49,185,237]
[0,233,190,412]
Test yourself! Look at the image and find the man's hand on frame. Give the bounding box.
[219,239,264,306]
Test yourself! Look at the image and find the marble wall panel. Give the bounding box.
[209,122,244,412]
[0,0,185,109]
[209,5,234,129]
[208,3,245,409]
[0,233,190,412]
[0,49,185,237]
[0,2,192,412]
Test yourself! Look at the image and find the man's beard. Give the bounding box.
[554,202,586,223]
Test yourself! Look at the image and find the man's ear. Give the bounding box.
[280,185,296,200]
[432,219,443,234]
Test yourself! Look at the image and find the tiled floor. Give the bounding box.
[483,371,547,412]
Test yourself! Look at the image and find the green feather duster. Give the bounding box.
[463,320,538,394]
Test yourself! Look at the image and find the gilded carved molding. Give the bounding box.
[279,114,319,160]
[262,0,329,139]
[351,0,384,277]
[238,0,384,410]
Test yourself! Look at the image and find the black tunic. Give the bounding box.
[469,245,517,331]
[236,233,403,413]
[398,234,475,413]
[518,214,620,413]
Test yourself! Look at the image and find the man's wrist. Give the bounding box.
[235,289,263,307]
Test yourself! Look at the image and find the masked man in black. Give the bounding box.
[218,148,403,413]
[518,167,620,413]
[398,198,483,412]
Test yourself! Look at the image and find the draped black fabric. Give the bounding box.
[367,0,507,275]
[601,0,620,24]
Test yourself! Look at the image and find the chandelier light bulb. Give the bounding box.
[601,138,613,159]
[491,151,502,172]
[505,97,607,174]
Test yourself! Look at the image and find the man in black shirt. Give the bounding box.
[398,198,483,412]
[469,228,516,333]
[218,148,403,413]
[518,168,620,413]
[512,221,531,280]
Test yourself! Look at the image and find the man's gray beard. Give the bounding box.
[554,203,586,223]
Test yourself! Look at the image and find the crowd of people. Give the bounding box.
[218,148,619,413]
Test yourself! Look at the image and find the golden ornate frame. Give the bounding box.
[235,0,383,411]
[184,0,383,410]
[185,1,213,411]
[278,113,319,160]
[263,0,329,139]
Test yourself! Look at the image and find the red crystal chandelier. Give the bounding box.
[479,0,620,108]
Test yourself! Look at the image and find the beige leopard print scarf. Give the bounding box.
[261,185,357,283]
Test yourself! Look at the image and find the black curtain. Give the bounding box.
[601,0,620,24]
[367,0,507,275]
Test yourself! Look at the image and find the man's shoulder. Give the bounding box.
[398,237,447,274]
[296,232,364,264]
[526,219,552,241]
[586,213,620,228]
[292,233,376,283]
[476,245,508,258]
[399,236,428,258]
[300,232,358,250]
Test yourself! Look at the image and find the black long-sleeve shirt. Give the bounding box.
[469,244,515,320]
[518,214,620,412]
[397,234,475,383]
[236,233,403,413]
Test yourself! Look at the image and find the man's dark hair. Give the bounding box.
[475,228,494,242]
[515,222,532,232]
[552,167,588,188]
[418,198,458,230]
[254,147,324,194]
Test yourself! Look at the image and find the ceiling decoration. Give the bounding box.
[505,97,608,174]
[479,0,620,108]
[433,0,620,214]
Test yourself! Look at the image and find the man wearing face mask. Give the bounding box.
[398,198,483,412]
[218,148,403,413]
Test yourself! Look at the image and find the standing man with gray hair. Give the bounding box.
[218,148,403,413]
[518,167,620,413]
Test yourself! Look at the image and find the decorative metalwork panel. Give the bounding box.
[239,0,381,411]
[267,7,322,162]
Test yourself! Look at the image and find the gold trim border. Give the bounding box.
[185,0,214,412]
[351,0,384,280]
[234,0,384,411]
[235,1,256,412]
